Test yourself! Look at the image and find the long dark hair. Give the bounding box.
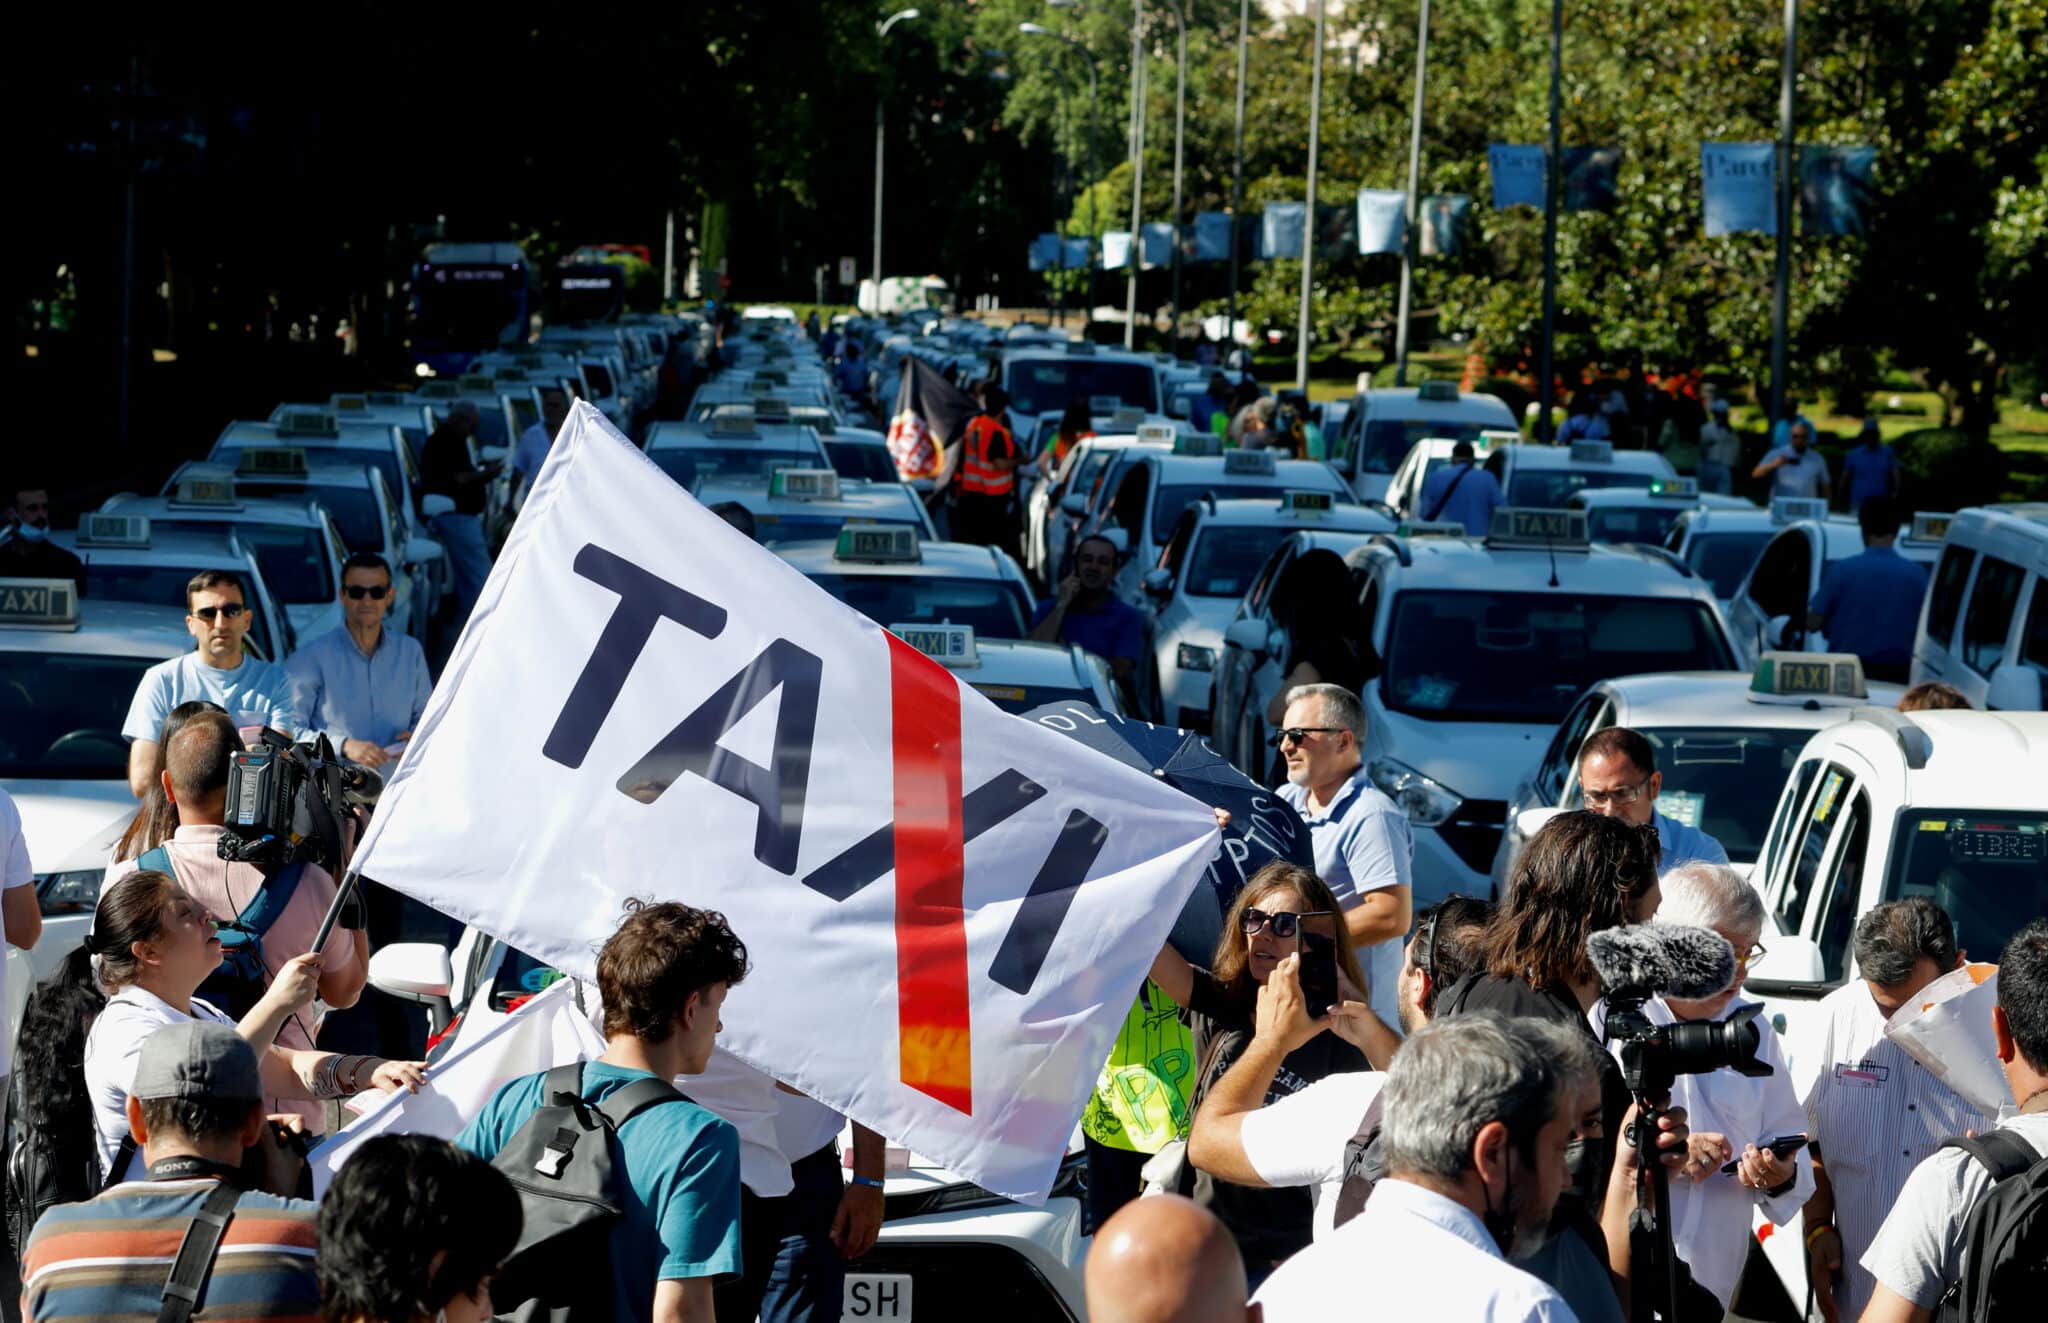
[14,870,181,1178]
[318,1134,521,1323]
[1485,811,1660,992]
[112,700,229,861]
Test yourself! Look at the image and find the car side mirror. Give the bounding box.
[369,943,454,1003]
[1987,663,2042,712]
[1142,567,1174,597]
[404,536,443,565]
[1060,494,1090,518]
[1745,934,1828,992]
[1224,617,1270,656]
[1516,806,1565,840]
[420,494,457,519]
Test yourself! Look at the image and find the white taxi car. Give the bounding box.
[1660,503,1782,605]
[1143,493,1393,730]
[1911,505,2048,710]
[1034,425,1179,585]
[1489,653,1906,892]
[1327,380,1520,505]
[1381,431,1522,519]
[779,528,1036,639]
[1565,478,1754,546]
[1481,440,1678,509]
[888,623,1126,717]
[57,514,295,663]
[691,470,936,549]
[0,578,189,977]
[215,411,427,541]
[644,410,831,490]
[1725,505,1946,667]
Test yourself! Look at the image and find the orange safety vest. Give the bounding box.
[958,416,1016,497]
[1049,428,1095,470]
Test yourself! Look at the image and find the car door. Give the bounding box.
[1957,553,2027,690]
[1213,541,1294,771]
[1730,528,1812,665]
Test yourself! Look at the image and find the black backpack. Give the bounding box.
[137,847,308,1020]
[1934,1130,2048,1323]
[488,1064,688,1323]
[4,1070,129,1259]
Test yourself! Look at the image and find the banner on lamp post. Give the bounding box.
[1191,212,1232,263]
[1259,203,1306,260]
[1355,189,1408,256]
[1488,145,1546,209]
[1028,233,1063,272]
[1801,146,1877,237]
[1140,223,1175,269]
[1102,230,1134,271]
[1418,194,1471,257]
[1701,143,1778,236]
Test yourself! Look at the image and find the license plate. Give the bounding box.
[842,1273,913,1321]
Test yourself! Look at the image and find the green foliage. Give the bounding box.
[1892,427,2011,512]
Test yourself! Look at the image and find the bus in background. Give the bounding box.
[409,241,532,377]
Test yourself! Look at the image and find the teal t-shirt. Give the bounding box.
[457,1062,743,1321]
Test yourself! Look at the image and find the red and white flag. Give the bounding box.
[352,403,1216,1202]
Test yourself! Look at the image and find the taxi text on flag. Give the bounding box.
[352,403,1218,1202]
[885,357,978,485]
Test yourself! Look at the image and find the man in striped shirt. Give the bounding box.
[21,1022,320,1323]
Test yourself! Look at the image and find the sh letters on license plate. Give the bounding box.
[842,1273,913,1321]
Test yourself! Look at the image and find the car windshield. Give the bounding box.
[753,513,922,548]
[0,651,156,778]
[1361,420,1498,475]
[650,447,819,488]
[83,565,277,660]
[1383,591,1734,722]
[1688,531,1772,599]
[1508,468,1658,508]
[968,682,1097,715]
[1154,484,1333,542]
[155,519,331,603]
[1583,504,1689,546]
[1185,525,1299,598]
[236,483,382,552]
[1884,812,2048,971]
[805,574,1029,638]
[824,443,899,483]
[1591,726,1811,860]
[1005,360,1158,416]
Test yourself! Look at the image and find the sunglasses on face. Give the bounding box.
[344,584,391,600]
[1240,907,1331,939]
[190,604,246,622]
[1269,726,1342,748]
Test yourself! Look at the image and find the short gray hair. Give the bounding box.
[1283,683,1364,741]
[1655,863,1765,941]
[1380,1013,1563,1182]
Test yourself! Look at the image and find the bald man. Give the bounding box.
[1084,1195,1261,1323]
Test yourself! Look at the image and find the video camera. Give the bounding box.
[219,729,381,871]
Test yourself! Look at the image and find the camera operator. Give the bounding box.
[1251,1013,1600,1322]
[1437,811,1688,1323]
[104,709,365,1135]
[1601,864,1813,1318]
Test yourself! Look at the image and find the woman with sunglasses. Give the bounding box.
[1149,861,1372,1286]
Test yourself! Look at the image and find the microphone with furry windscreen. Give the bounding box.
[1586,923,1738,1002]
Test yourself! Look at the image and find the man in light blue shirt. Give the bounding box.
[121,568,301,798]
[1751,420,1831,501]
[1576,726,1728,870]
[285,551,434,770]
[1807,495,1930,684]
[1416,442,1505,535]
[509,387,570,491]
[1273,683,1413,1030]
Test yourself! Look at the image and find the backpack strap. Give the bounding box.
[598,1077,687,1132]
[216,861,310,948]
[136,846,174,878]
[1941,1130,2042,1183]
[99,1135,139,1193]
[540,1063,587,1108]
[155,1180,243,1323]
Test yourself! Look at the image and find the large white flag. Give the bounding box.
[355,403,1217,1202]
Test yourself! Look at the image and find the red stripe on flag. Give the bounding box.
[886,633,973,1114]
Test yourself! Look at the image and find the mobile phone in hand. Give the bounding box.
[1298,931,1339,1020]
[1720,1132,1809,1175]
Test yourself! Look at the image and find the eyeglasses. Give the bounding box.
[1268,726,1342,748]
[344,584,391,600]
[1735,942,1767,970]
[1580,777,1652,809]
[1240,907,1331,939]
[190,604,246,622]
[1414,908,1444,979]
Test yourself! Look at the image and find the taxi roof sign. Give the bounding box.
[888,622,979,668]
[1223,450,1278,476]
[770,468,841,501]
[172,475,239,507]
[1417,380,1460,402]
[1750,651,1867,705]
[1282,489,1334,514]
[1479,429,1523,446]
[0,578,79,631]
[237,447,309,478]
[78,513,151,548]
[332,395,368,411]
[1395,520,1466,538]
[1908,512,1953,543]
[1647,477,1699,500]
[1136,422,1178,446]
[1770,497,1828,525]
[1175,432,1224,457]
[1568,440,1614,464]
[275,411,339,438]
[710,408,759,436]
[1487,507,1591,548]
[835,525,921,563]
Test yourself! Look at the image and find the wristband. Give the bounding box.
[850,1175,885,1190]
[1806,1223,1836,1249]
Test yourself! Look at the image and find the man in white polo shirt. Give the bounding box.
[1272,683,1412,1031]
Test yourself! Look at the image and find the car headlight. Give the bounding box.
[1366,758,1463,828]
[1177,643,1216,672]
[37,869,106,915]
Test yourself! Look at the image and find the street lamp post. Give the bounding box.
[1392,0,1431,386]
[1536,0,1563,443]
[871,8,922,318]
[1226,0,1249,363]
[1124,0,1147,350]
[1021,22,1100,323]
[1769,0,1799,426]
[1295,0,1326,392]
[1163,0,1187,354]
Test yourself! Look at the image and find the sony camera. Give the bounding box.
[1605,989,1772,1100]
[218,729,381,870]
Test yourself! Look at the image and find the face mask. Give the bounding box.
[13,522,46,542]
[1481,1153,1519,1255]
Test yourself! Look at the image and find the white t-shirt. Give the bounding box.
[1237,1070,1386,1241]
[678,1046,794,1198]
[774,1088,847,1162]
[81,985,236,1182]
[0,787,33,1079]
[1862,1111,2048,1308]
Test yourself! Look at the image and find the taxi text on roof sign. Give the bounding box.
[1396,520,1465,538]
[277,411,339,437]
[889,622,979,668]
[1771,497,1828,524]
[238,447,310,478]
[835,524,921,563]
[711,408,759,436]
[1223,450,1277,476]
[1568,440,1614,464]
[771,468,841,501]
[174,475,238,506]
[1749,651,1867,704]
[1909,512,1953,542]
[1136,423,1177,446]
[1175,433,1223,457]
[1648,477,1699,499]
[0,577,79,630]
[79,513,150,548]
[1488,507,1590,547]
[1282,490,1334,514]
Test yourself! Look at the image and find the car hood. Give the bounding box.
[1371,705,1551,802]
[1175,596,1241,644]
[3,779,134,872]
[1353,473,1394,503]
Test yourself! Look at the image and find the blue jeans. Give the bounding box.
[431,512,491,624]
[759,1143,850,1323]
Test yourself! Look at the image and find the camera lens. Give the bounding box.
[1662,1004,1772,1079]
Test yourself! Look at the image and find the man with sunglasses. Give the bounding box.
[1272,683,1413,1031]
[121,570,302,799]
[1575,726,1727,871]
[285,552,433,771]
